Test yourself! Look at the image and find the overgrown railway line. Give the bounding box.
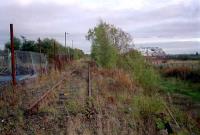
[24,61,92,115]
[26,73,68,114]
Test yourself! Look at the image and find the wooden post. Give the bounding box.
[71,40,73,60]
[88,63,91,97]
[10,24,16,86]
[65,32,67,62]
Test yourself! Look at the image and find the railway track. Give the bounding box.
[23,73,68,114]
[25,61,92,115]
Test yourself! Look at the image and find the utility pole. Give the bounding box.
[65,32,70,61]
[71,40,73,49]
[39,38,42,74]
[10,24,16,86]
[65,32,67,62]
[67,33,70,61]
[71,40,73,60]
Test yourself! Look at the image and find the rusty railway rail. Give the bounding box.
[26,61,93,115]
[26,73,68,114]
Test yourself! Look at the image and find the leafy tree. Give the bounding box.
[86,20,133,68]
[21,36,36,51]
[38,38,54,56]
[107,24,133,52]
[4,36,84,60]
[73,48,85,60]
[87,21,133,53]
[5,37,22,50]
[86,20,118,68]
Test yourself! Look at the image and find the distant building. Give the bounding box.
[138,47,166,57]
[137,47,167,65]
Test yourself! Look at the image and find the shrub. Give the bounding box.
[117,50,160,93]
[162,67,200,82]
[65,99,83,115]
[155,118,165,130]
[86,20,133,69]
[130,95,165,118]
[39,106,59,117]
[87,21,119,68]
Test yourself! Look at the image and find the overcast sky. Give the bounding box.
[0,0,199,54]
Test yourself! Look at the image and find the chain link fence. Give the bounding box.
[0,50,48,77]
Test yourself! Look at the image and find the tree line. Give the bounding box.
[3,36,84,60]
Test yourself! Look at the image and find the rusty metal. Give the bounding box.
[65,32,67,55]
[26,61,89,114]
[27,74,67,114]
[54,41,56,70]
[10,24,16,86]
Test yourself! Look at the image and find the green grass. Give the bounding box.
[159,77,200,102]
[130,95,165,118]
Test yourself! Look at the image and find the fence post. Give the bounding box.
[10,24,16,86]
[54,41,56,70]
[65,32,67,62]
[88,63,91,97]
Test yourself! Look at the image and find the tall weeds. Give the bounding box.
[117,50,160,94]
[161,67,200,83]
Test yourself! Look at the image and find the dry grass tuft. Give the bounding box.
[94,68,136,93]
[161,67,200,82]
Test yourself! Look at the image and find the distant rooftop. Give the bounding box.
[137,47,166,57]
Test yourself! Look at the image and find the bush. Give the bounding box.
[87,21,118,68]
[65,99,83,115]
[155,118,165,130]
[117,50,160,93]
[131,95,165,118]
[162,67,190,79]
[162,67,200,82]
[73,48,85,60]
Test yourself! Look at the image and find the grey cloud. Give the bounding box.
[0,3,97,51]
[0,0,199,54]
[136,41,200,54]
[103,1,200,38]
[132,19,200,38]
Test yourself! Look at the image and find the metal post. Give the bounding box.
[54,41,56,70]
[65,32,71,61]
[10,24,16,86]
[65,32,66,49]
